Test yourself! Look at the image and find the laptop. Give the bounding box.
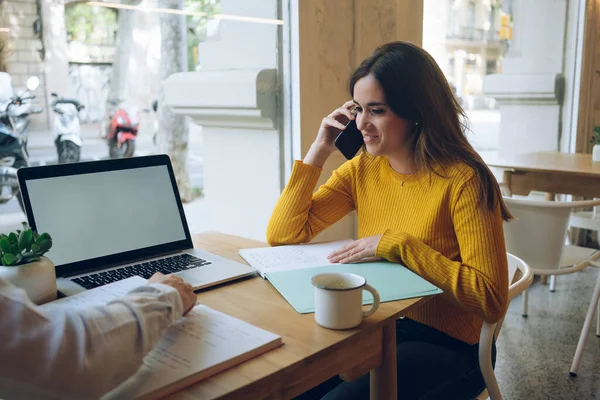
[17,155,257,296]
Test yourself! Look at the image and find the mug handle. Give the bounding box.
[362,284,380,318]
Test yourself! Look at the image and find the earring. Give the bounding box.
[412,122,420,133]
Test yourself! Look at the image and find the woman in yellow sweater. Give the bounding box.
[267,42,512,400]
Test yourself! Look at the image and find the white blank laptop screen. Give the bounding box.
[26,165,186,266]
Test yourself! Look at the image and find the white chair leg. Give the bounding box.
[549,275,556,292]
[522,288,529,318]
[570,272,600,377]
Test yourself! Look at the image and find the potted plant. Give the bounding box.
[590,126,600,162]
[0,223,56,304]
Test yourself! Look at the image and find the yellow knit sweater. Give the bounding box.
[266,153,508,345]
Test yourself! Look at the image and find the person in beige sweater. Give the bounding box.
[0,273,196,400]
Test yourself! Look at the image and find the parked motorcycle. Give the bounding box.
[51,93,84,164]
[0,75,42,212]
[103,100,141,159]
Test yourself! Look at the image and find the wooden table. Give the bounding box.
[486,151,600,198]
[168,232,428,400]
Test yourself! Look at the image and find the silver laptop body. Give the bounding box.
[17,155,256,296]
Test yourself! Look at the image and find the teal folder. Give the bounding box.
[264,262,443,314]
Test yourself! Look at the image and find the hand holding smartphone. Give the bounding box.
[334,119,364,160]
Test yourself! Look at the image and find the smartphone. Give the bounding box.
[334,119,364,160]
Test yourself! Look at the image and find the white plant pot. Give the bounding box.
[593,145,600,162]
[0,256,57,304]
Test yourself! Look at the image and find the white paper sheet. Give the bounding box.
[238,239,354,277]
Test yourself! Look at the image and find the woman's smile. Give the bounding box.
[362,133,379,144]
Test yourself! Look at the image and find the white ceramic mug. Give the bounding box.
[311,272,380,330]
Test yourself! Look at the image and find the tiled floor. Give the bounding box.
[494,267,600,399]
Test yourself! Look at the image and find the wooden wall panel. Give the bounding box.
[297,0,423,241]
[576,0,600,153]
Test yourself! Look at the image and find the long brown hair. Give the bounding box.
[349,41,512,221]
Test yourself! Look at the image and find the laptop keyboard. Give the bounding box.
[71,254,212,290]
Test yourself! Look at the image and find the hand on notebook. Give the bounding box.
[148,272,197,316]
[327,235,384,264]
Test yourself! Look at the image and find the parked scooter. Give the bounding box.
[0,74,43,150]
[0,74,42,212]
[152,99,158,145]
[103,100,142,159]
[51,93,84,164]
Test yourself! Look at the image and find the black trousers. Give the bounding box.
[296,318,495,400]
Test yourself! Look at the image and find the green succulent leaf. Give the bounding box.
[2,253,17,266]
[18,230,33,252]
[0,237,10,254]
[37,234,52,251]
[38,243,51,253]
[0,227,52,266]
[38,232,51,242]
[37,240,51,252]
[591,126,600,145]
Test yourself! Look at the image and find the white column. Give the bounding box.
[483,0,581,157]
[164,0,282,241]
[41,0,69,129]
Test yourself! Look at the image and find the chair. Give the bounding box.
[475,253,533,400]
[568,203,600,339]
[502,197,600,317]
[569,201,600,232]
[569,261,600,377]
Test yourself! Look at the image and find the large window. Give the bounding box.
[423,0,507,158]
[0,0,227,231]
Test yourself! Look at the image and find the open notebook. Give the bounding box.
[42,276,283,399]
[239,239,354,277]
[239,241,442,314]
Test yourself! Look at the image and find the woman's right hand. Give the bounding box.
[304,101,356,167]
[314,100,356,154]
